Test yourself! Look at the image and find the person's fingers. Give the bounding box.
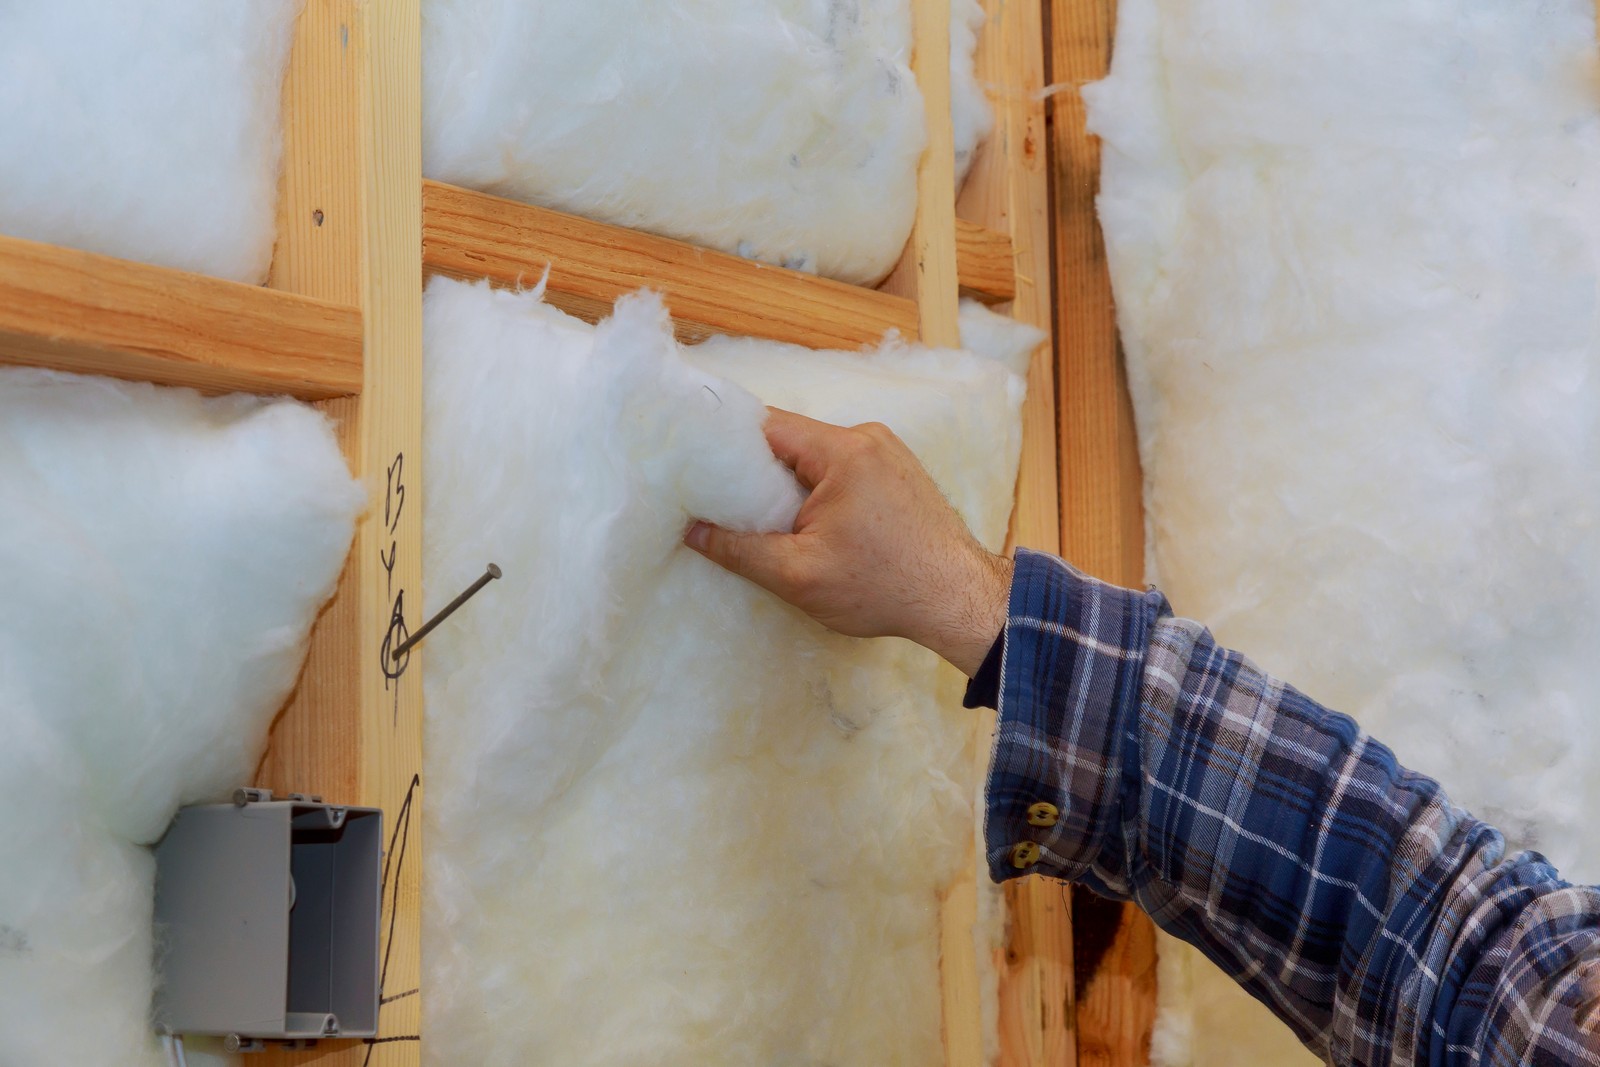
[685,521,799,594]
[762,408,847,490]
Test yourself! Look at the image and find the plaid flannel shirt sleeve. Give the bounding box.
[983,548,1600,1066]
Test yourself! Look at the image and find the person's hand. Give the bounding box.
[685,409,1012,677]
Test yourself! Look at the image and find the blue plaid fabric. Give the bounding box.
[984,549,1600,1065]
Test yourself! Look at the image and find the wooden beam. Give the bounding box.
[1071,890,1160,1067]
[1047,0,1158,1064]
[881,0,963,348]
[0,233,361,398]
[874,3,986,1065]
[955,218,1017,304]
[1050,0,1143,592]
[959,2,1062,607]
[957,0,1073,1063]
[423,180,918,349]
[256,1,424,1064]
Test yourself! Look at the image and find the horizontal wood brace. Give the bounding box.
[955,217,1017,303]
[423,180,922,349]
[0,233,363,399]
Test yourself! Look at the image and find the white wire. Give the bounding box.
[160,1032,188,1067]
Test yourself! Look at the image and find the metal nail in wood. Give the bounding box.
[391,563,502,661]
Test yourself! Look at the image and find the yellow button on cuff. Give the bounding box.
[1026,801,1060,828]
[1009,841,1041,869]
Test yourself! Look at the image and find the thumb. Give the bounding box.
[685,521,796,592]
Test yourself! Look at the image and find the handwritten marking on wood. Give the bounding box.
[256,0,424,1063]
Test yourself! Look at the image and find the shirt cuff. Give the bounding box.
[983,548,1160,884]
[962,630,1004,709]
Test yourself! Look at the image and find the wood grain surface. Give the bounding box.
[882,0,963,348]
[256,1,425,1064]
[424,180,920,349]
[956,217,1018,303]
[0,233,360,398]
[1047,0,1158,1063]
[959,0,1076,1062]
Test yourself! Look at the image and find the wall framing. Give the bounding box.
[1042,1,1158,1064]
[0,0,1156,1063]
[958,0,1073,1062]
[256,2,425,1064]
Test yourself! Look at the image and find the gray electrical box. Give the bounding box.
[152,789,383,1047]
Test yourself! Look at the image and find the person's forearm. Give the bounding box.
[985,549,1600,1065]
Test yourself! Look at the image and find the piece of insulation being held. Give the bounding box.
[420,277,1034,1066]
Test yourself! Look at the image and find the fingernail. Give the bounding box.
[685,521,710,551]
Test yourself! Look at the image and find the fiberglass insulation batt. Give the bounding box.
[0,0,301,282]
[422,0,993,285]
[0,370,360,1066]
[1084,0,1600,1063]
[422,277,1031,1066]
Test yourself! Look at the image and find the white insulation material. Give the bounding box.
[422,0,992,286]
[1084,0,1600,1063]
[0,1,301,282]
[0,370,360,1066]
[422,277,1028,1066]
